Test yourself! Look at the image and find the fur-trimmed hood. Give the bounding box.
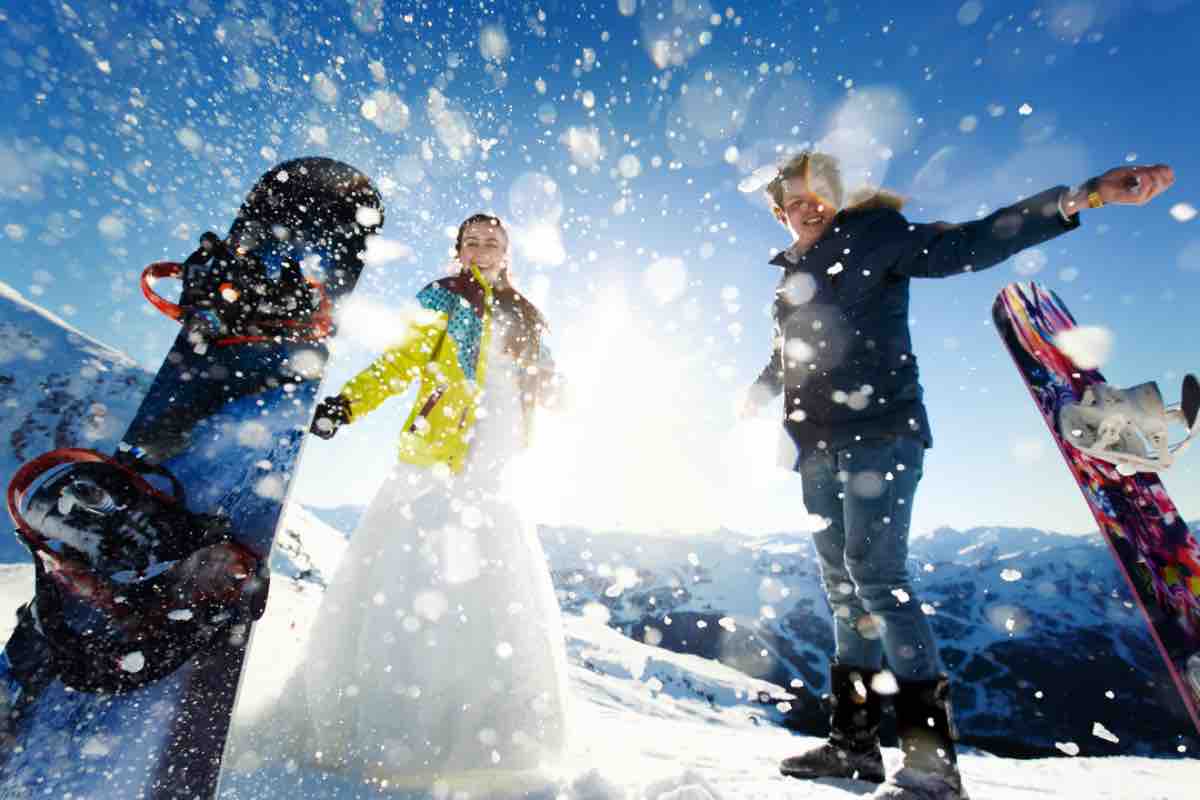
[843,188,906,213]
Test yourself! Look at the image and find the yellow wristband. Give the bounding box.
[1087,191,1104,209]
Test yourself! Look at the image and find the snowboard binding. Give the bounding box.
[141,157,384,350]
[141,232,334,348]
[1057,374,1200,475]
[5,449,267,692]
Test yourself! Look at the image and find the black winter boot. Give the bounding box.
[874,676,968,800]
[780,664,885,783]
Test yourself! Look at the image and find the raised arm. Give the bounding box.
[878,187,1076,279]
[881,163,1174,280]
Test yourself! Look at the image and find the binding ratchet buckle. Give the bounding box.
[1058,375,1200,475]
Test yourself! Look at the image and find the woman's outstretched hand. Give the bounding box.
[310,395,352,439]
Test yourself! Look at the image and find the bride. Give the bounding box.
[253,214,569,793]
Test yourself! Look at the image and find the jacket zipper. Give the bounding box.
[409,385,447,433]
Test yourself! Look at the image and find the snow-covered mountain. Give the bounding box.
[549,524,1198,758]
[0,282,150,560]
[1,282,1196,780]
[0,282,150,453]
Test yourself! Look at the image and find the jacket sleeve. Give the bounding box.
[337,313,447,422]
[752,324,785,398]
[874,186,1080,279]
[337,284,453,422]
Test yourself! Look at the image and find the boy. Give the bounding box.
[744,151,1173,799]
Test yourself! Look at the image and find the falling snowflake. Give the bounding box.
[1170,203,1197,223]
[957,1,984,26]
[119,651,146,673]
[1054,325,1114,370]
[479,25,510,62]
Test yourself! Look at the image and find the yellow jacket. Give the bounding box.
[337,265,550,473]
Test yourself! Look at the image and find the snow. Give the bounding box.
[1170,203,1197,223]
[644,258,689,304]
[1053,325,1114,371]
[5,509,1196,797]
[118,650,146,674]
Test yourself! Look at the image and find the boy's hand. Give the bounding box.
[1094,164,1174,206]
[1061,164,1174,215]
[738,384,772,420]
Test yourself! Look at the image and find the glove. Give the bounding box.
[310,395,352,439]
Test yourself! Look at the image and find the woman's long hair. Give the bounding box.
[454,214,547,362]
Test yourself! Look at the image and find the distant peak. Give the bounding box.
[0,280,138,368]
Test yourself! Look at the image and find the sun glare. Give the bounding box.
[509,280,810,535]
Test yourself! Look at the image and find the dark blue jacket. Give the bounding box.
[754,186,1079,455]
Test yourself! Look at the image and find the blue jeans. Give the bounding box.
[797,436,942,680]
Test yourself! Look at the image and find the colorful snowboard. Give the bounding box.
[0,158,383,798]
[993,282,1200,735]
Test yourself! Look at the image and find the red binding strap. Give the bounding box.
[139,262,334,344]
[140,262,185,322]
[6,448,178,553]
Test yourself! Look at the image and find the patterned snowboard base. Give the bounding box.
[994,282,1200,735]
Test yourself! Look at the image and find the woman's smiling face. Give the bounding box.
[457,221,509,278]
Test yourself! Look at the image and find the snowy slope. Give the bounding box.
[215,552,1199,799]
[268,502,353,588]
[305,511,1197,758]
[0,282,150,561]
[1,550,1195,799]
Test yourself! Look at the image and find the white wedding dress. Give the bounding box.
[235,338,569,795]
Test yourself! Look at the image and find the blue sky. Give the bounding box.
[1,0,1199,535]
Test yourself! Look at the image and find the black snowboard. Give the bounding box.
[0,157,383,798]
